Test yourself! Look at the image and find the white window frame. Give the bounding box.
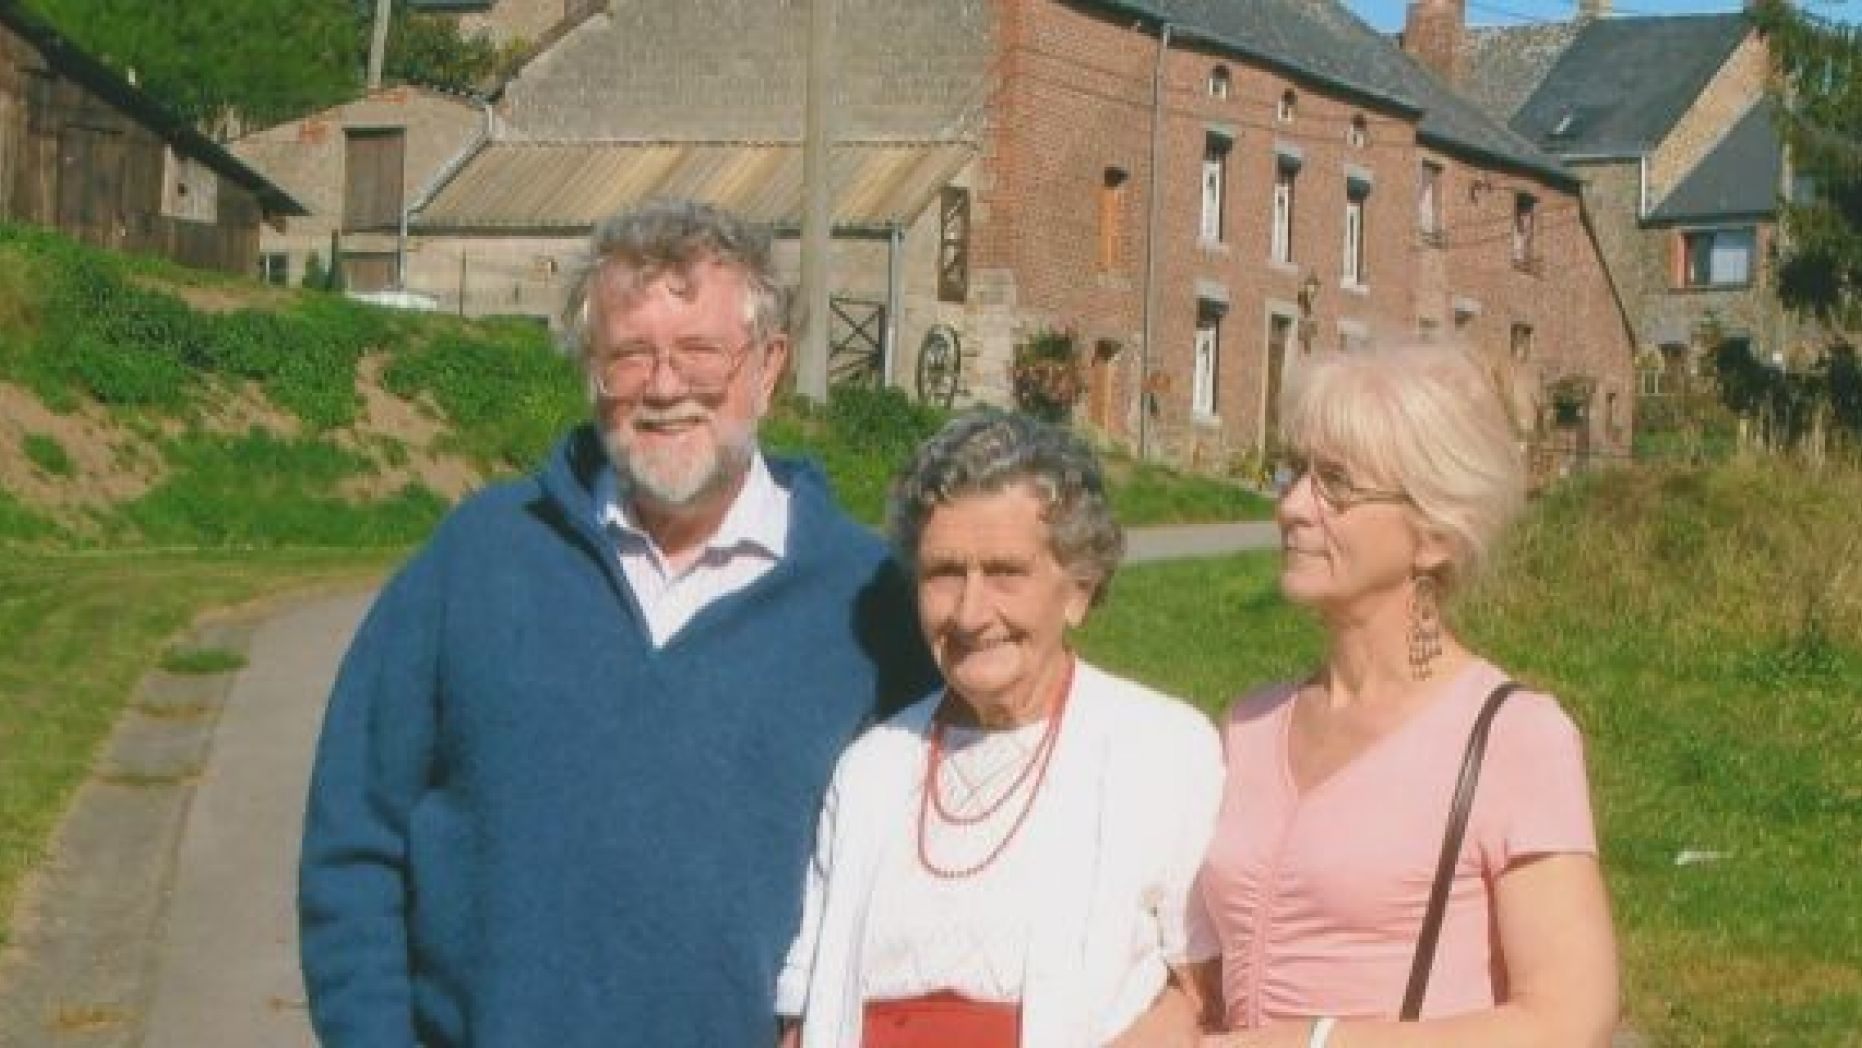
[1343,193,1366,287]
[1208,65,1231,99]
[1418,161,1443,242]
[1681,227,1756,288]
[1201,135,1230,243]
[1271,167,1295,264]
[1192,310,1221,418]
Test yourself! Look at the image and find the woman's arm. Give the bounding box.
[1205,852,1618,1048]
[1110,965,1211,1047]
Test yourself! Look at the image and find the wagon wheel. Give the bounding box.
[915,324,962,408]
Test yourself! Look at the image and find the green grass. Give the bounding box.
[1077,459,1862,1045]
[21,433,73,477]
[0,548,396,946]
[156,646,248,675]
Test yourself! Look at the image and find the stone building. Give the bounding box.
[1451,1,1831,403]
[237,0,1636,473]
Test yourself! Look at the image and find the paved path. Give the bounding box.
[0,524,1280,1046]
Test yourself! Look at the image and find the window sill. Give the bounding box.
[1671,281,1755,293]
[1198,238,1231,255]
[1191,411,1223,428]
[1269,259,1300,276]
[1340,280,1370,296]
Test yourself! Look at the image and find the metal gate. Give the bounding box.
[828,296,885,389]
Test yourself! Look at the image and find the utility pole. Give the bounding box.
[367,0,393,91]
[797,0,835,404]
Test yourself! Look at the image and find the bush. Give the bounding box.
[116,430,448,546]
[1010,327,1084,423]
[382,328,584,469]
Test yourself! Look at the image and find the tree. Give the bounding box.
[21,0,362,128]
[1750,0,1862,332]
[17,0,511,132]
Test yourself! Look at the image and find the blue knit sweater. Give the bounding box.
[299,427,935,1047]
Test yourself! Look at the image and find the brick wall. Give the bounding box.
[501,0,993,141]
[958,0,1632,470]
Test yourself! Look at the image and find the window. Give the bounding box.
[343,127,407,231]
[1347,115,1368,149]
[1510,322,1534,361]
[1098,167,1128,271]
[1208,65,1232,99]
[1417,161,1443,244]
[259,252,289,286]
[1192,302,1223,418]
[1342,180,1369,287]
[1511,193,1537,271]
[1678,227,1755,288]
[1271,158,1298,264]
[1277,89,1297,123]
[938,187,970,302]
[162,147,219,223]
[1201,134,1231,243]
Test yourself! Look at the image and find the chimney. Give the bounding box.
[1578,0,1611,19]
[1402,0,1466,84]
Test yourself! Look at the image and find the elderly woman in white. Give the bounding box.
[777,410,1223,1048]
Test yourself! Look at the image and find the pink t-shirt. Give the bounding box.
[1195,660,1596,1027]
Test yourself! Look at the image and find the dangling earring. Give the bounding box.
[1408,573,1443,681]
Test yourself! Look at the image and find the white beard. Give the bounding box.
[602,408,757,510]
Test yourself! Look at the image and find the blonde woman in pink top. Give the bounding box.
[1191,344,1619,1048]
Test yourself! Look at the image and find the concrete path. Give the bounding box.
[139,592,374,1048]
[0,524,1279,1046]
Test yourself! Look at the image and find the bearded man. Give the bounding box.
[299,199,935,1047]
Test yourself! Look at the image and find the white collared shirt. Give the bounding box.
[596,452,791,647]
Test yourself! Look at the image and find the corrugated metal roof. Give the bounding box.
[413,141,975,233]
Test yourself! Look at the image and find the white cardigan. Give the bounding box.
[776,661,1224,1047]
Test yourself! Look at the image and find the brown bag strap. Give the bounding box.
[1400,680,1520,1021]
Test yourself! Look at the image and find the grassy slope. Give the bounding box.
[0,550,399,945]
[1078,460,1862,1045]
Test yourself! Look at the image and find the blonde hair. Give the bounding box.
[1280,343,1525,590]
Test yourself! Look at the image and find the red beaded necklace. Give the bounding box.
[916,656,1075,880]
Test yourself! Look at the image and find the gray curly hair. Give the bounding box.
[888,409,1125,607]
[559,198,788,362]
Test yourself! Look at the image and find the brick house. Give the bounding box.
[964,0,1633,473]
[1453,1,1830,404]
[0,1,303,274]
[238,0,1635,472]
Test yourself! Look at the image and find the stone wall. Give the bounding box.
[233,87,485,288]
[501,0,993,141]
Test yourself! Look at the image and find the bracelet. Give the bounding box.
[1308,1016,1338,1048]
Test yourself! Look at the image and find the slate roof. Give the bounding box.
[1078,0,1575,184]
[1646,101,1781,223]
[1460,22,1583,123]
[1510,13,1750,156]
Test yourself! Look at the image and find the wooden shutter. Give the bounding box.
[344,128,406,231]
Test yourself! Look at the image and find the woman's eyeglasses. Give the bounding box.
[1276,454,1409,510]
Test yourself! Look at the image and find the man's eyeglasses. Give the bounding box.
[590,336,758,398]
[1276,454,1409,510]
